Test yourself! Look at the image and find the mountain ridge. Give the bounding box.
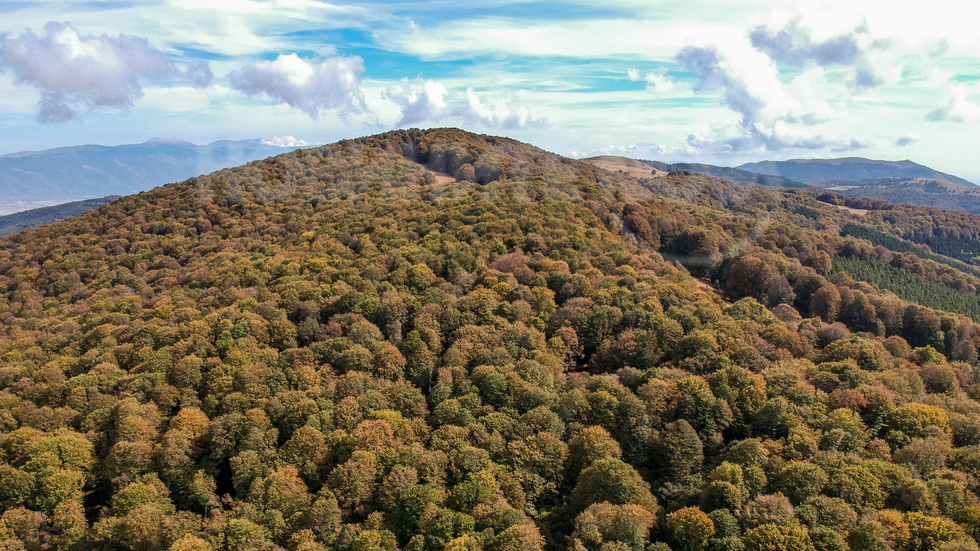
[0,137,306,214]
[738,157,975,186]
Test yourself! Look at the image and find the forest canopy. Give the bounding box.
[2,129,980,551]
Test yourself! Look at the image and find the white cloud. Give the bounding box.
[382,78,547,130]
[927,83,980,123]
[463,88,546,129]
[628,67,674,95]
[228,53,367,120]
[382,78,448,126]
[674,43,858,154]
[0,21,177,123]
[261,136,308,147]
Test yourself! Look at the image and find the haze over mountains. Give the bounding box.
[0,137,306,215]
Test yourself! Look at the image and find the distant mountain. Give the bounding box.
[0,138,306,214]
[811,177,980,214]
[584,156,807,191]
[0,196,119,237]
[738,157,975,186]
[666,162,807,188]
[644,156,980,214]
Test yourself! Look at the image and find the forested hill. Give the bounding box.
[6,128,980,551]
[739,157,975,187]
[811,177,980,215]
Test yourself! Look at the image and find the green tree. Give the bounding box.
[665,507,714,551]
[570,459,657,514]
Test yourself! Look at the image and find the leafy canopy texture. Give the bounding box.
[2,129,980,551]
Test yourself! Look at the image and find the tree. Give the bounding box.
[659,419,703,481]
[906,512,958,551]
[826,465,884,510]
[742,524,815,551]
[390,485,439,539]
[819,409,869,453]
[168,535,213,551]
[665,507,714,551]
[772,462,828,505]
[848,522,889,551]
[570,459,657,514]
[796,496,857,533]
[328,456,377,517]
[572,503,653,551]
[486,523,545,551]
[886,403,953,442]
[809,285,841,323]
[742,495,797,529]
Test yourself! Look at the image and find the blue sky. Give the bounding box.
[1,0,979,181]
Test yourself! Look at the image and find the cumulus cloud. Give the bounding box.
[749,19,892,90]
[926,84,980,123]
[382,78,448,126]
[382,78,546,130]
[184,60,214,88]
[463,88,545,129]
[0,21,177,123]
[261,136,308,147]
[628,67,674,95]
[675,44,856,154]
[229,53,367,121]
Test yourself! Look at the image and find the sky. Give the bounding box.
[0,0,979,181]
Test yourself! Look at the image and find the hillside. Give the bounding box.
[0,196,120,237]
[0,138,303,214]
[739,157,975,187]
[4,129,980,551]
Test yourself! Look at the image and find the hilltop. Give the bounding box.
[3,129,980,551]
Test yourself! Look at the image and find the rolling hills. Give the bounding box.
[0,138,304,215]
[738,157,975,187]
[809,177,980,215]
[3,129,980,551]
[625,156,980,215]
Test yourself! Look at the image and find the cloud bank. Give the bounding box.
[229,53,367,121]
[0,21,177,123]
